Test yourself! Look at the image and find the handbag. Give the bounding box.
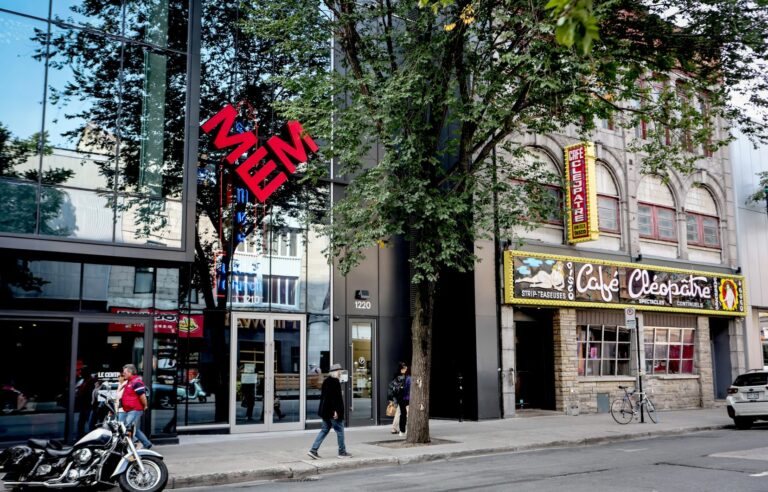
[385,401,396,417]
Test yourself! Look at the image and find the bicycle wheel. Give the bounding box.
[611,397,633,424]
[644,397,658,423]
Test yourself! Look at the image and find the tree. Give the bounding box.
[246,0,768,442]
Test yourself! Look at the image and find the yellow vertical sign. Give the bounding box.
[564,142,599,243]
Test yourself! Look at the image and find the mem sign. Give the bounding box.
[564,142,599,243]
[201,104,319,203]
[503,250,746,316]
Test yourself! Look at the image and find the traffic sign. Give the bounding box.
[624,307,637,329]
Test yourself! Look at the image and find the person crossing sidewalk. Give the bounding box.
[307,363,351,459]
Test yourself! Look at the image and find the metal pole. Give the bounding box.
[636,320,644,423]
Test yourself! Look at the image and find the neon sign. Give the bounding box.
[201,104,319,203]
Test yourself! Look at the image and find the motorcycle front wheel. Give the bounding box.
[117,455,169,492]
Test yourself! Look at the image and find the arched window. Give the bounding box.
[685,186,720,249]
[637,176,676,242]
[596,163,620,233]
[517,148,563,226]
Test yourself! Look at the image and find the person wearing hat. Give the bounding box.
[307,363,351,459]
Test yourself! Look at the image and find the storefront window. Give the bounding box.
[760,312,768,369]
[305,315,330,419]
[644,327,695,374]
[0,319,70,444]
[577,325,631,376]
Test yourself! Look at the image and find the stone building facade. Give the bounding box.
[494,117,747,417]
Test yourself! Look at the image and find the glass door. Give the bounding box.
[74,317,151,441]
[349,320,375,426]
[231,313,304,432]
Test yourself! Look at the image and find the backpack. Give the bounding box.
[387,376,404,401]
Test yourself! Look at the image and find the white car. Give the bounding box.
[726,370,768,429]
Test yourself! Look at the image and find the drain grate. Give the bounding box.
[276,476,321,483]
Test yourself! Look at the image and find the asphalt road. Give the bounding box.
[174,426,768,492]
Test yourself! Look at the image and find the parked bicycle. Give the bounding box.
[610,385,658,424]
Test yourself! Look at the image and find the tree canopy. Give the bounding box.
[246,0,768,442]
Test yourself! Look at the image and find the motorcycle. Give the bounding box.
[0,403,168,492]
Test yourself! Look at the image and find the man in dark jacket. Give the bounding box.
[307,363,351,459]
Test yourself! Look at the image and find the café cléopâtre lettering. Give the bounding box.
[503,251,746,316]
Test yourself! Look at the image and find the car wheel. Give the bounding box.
[734,417,753,430]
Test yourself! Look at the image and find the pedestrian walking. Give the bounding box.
[395,362,411,436]
[386,365,405,434]
[118,364,152,449]
[307,363,351,459]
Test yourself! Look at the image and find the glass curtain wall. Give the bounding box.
[0,1,188,247]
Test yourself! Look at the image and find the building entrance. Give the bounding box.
[348,319,375,427]
[230,313,305,432]
[514,313,555,411]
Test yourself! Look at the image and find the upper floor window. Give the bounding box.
[637,176,677,242]
[595,163,620,233]
[638,203,676,241]
[685,186,720,249]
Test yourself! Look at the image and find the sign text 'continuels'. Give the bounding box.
[201,104,319,203]
[564,142,599,243]
[503,251,746,316]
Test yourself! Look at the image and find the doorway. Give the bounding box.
[231,313,305,432]
[514,317,555,410]
[348,319,375,427]
[710,318,732,400]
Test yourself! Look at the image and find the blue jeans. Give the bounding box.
[310,418,346,454]
[118,410,152,448]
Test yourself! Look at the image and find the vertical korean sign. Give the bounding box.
[564,142,599,243]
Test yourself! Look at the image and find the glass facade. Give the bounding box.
[0,0,337,440]
[0,1,188,248]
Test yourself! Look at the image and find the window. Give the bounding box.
[598,195,620,233]
[644,328,695,374]
[638,203,676,241]
[134,267,155,294]
[577,325,631,376]
[686,213,720,248]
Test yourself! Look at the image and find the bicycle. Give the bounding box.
[610,385,658,424]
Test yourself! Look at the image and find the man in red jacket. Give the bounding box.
[307,363,350,459]
[119,364,152,449]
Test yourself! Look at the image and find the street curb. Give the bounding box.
[166,424,728,489]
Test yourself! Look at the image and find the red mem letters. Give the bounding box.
[201,104,319,202]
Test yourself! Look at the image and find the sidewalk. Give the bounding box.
[161,408,732,489]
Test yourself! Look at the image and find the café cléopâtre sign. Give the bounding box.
[503,250,746,316]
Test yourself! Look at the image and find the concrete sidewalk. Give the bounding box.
[161,408,732,489]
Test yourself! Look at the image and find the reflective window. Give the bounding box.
[305,315,329,419]
[114,196,183,248]
[577,324,631,376]
[39,186,114,240]
[0,319,71,444]
[0,12,46,185]
[52,0,124,34]
[0,1,50,18]
[124,0,188,53]
[117,43,186,199]
[645,327,695,374]
[43,25,120,189]
[0,181,38,234]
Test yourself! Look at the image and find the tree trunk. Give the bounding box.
[406,279,435,443]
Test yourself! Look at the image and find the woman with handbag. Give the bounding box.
[386,365,403,434]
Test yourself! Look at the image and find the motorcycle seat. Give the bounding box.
[45,446,72,458]
[28,438,48,449]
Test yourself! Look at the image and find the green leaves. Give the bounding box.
[545,0,600,54]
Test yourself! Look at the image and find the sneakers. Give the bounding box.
[399,431,406,437]
[337,452,352,458]
[307,450,320,460]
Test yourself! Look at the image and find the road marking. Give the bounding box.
[749,471,768,477]
[618,448,648,453]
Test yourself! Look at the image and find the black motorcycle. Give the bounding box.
[0,408,168,492]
